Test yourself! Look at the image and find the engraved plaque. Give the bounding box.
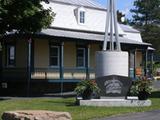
[96,75,132,98]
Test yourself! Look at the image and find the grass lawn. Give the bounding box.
[0,91,160,120]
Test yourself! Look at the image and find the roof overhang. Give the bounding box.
[3,27,152,47]
[40,28,151,46]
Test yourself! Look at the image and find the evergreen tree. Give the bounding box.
[131,0,160,55]
[131,0,160,25]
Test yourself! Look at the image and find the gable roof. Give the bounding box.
[49,0,106,10]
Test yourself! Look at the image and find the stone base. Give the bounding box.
[2,110,72,120]
[80,99,152,107]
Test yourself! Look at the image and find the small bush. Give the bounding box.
[130,76,152,100]
[74,80,100,100]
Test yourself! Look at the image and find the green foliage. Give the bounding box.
[130,0,160,55]
[153,62,160,76]
[0,0,54,35]
[141,25,160,54]
[131,0,160,25]
[74,80,100,96]
[130,76,152,96]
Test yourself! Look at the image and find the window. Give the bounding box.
[7,45,15,66]
[74,7,86,24]
[80,11,85,24]
[77,47,86,67]
[50,46,60,67]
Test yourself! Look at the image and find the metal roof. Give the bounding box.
[5,27,151,46]
[120,24,140,33]
[49,0,106,10]
[148,47,155,51]
[40,28,151,46]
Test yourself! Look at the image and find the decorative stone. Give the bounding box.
[2,110,72,120]
[96,75,132,98]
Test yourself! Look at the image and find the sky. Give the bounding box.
[95,0,135,19]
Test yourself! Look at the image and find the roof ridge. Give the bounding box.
[49,0,106,10]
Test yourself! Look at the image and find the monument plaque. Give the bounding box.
[96,75,132,98]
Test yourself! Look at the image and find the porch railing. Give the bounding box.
[1,67,95,81]
[2,66,152,82]
[31,67,95,80]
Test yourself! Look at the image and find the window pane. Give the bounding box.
[77,49,84,57]
[50,46,59,66]
[77,48,85,67]
[50,57,58,66]
[80,11,85,23]
[77,57,84,67]
[50,47,58,56]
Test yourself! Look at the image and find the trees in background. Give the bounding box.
[0,0,54,36]
[131,0,160,55]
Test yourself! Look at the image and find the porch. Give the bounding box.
[0,36,154,96]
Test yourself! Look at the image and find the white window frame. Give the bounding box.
[77,47,86,68]
[77,7,86,25]
[50,45,60,68]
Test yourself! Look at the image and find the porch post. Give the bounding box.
[151,52,154,75]
[129,50,135,79]
[31,39,34,72]
[145,50,148,76]
[0,41,2,81]
[27,38,32,97]
[60,42,64,95]
[134,50,137,79]
[86,44,90,80]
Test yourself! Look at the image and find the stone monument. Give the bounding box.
[80,0,151,107]
[95,0,131,98]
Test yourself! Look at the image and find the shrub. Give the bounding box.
[130,76,152,100]
[74,80,100,100]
